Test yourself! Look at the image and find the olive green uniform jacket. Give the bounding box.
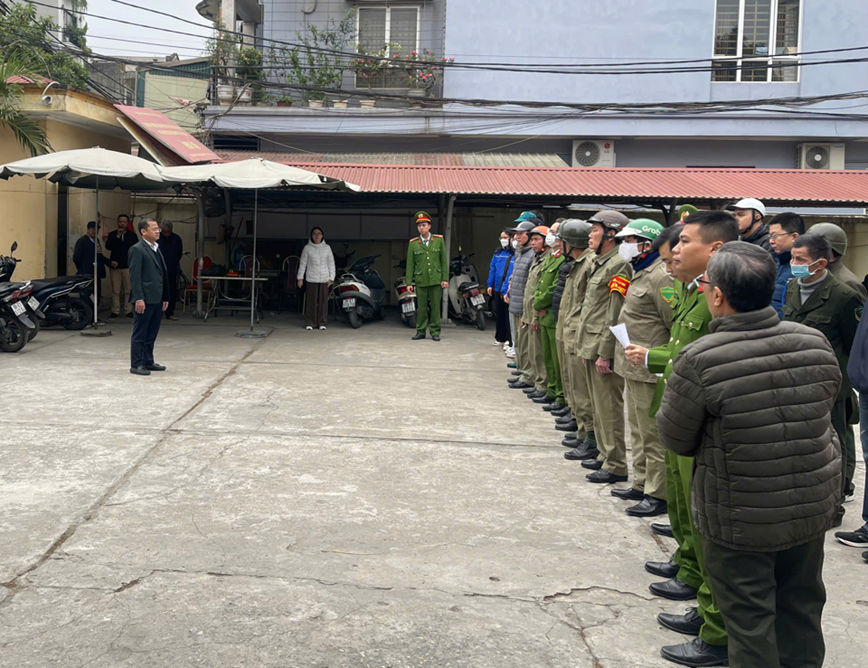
[406,234,449,287]
[534,249,567,328]
[575,246,632,361]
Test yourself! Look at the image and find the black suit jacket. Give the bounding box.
[129,240,169,304]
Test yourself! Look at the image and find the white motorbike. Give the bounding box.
[392,256,417,329]
[333,255,386,328]
[447,252,486,330]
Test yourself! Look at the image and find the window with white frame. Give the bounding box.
[712,0,801,82]
[356,6,420,88]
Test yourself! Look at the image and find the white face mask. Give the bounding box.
[500,238,509,249]
[618,242,642,263]
[545,233,557,248]
[511,239,519,250]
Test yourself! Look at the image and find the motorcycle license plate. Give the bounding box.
[28,297,39,310]
[471,294,485,306]
[401,301,415,314]
[342,298,356,309]
[11,302,25,316]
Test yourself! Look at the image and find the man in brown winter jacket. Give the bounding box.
[657,242,842,668]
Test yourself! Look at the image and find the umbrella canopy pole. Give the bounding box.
[250,189,258,331]
[196,192,205,316]
[93,177,100,329]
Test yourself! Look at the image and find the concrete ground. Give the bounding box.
[0,310,866,667]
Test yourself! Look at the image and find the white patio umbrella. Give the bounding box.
[159,158,361,336]
[0,147,167,331]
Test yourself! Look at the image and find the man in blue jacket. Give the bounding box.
[767,212,804,319]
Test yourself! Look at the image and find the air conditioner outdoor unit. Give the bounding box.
[797,143,845,170]
[572,139,616,168]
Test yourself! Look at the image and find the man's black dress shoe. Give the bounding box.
[543,401,564,412]
[660,638,728,667]
[507,362,517,368]
[145,363,166,371]
[523,386,540,395]
[432,335,440,341]
[532,395,554,404]
[555,420,578,432]
[581,458,603,470]
[649,578,698,601]
[626,496,668,517]
[586,469,628,484]
[651,522,675,538]
[551,407,571,417]
[563,446,589,460]
[566,442,599,460]
[611,487,644,501]
[561,436,580,448]
[658,607,702,636]
[645,559,679,579]
[555,413,574,424]
[510,381,532,390]
[511,370,522,376]
[412,333,426,340]
[130,366,151,376]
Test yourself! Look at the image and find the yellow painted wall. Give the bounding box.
[0,116,131,309]
[143,75,208,132]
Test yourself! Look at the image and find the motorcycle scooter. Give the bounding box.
[0,280,37,352]
[333,255,386,328]
[447,251,486,330]
[0,242,93,330]
[391,256,417,329]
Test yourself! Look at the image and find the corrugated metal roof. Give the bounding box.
[218,150,568,168]
[217,151,868,205]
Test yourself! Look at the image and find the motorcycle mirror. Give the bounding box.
[11,241,17,252]
[458,245,462,252]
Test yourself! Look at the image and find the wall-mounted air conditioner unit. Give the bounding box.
[797,143,845,170]
[571,140,616,168]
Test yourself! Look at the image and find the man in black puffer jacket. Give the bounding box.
[657,242,841,668]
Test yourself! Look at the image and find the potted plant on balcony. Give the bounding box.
[236,46,264,106]
[283,12,355,108]
[403,50,454,101]
[206,21,239,106]
[352,43,397,108]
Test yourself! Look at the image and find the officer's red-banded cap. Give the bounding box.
[414,211,432,224]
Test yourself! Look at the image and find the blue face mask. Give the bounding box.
[790,260,818,278]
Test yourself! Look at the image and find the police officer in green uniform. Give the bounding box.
[611,220,673,518]
[784,232,862,523]
[406,211,449,341]
[625,211,739,668]
[574,210,632,484]
[533,223,567,406]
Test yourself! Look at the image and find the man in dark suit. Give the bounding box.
[157,220,184,321]
[129,219,169,376]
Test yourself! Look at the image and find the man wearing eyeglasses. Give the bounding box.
[767,212,804,319]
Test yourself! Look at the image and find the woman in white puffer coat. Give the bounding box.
[297,227,335,330]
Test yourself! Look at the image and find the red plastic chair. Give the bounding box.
[279,255,302,313]
[183,255,213,313]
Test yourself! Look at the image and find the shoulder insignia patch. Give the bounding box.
[410,237,418,242]
[660,286,676,304]
[433,234,444,238]
[857,306,863,322]
[608,275,630,297]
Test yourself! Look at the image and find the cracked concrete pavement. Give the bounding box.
[1,314,866,667]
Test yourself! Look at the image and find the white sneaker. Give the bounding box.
[502,341,510,351]
[492,340,501,346]
[305,326,313,330]
[319,326,327,330]
[506,348,515,358]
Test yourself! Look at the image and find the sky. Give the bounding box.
[85,0,211,60]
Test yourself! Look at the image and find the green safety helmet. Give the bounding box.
[807,222,848,256]
[556,219,592,248]
[615,218,665,242]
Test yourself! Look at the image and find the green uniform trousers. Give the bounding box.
[584,359,626,477]
[624,378,666,500]
[415,284,442,336]
[705,536,825,668]
[565,353,595,439]
[541,324,563,403]
[514,315,533,385]
[831,396,857,503]
[666,451,728,646]
[529,326,547,392]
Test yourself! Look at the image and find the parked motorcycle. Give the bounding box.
[333,255,386,328]
[447,252,486,330]
[391,256,417,329]
[0,242,93,330]
[0,280,37,353]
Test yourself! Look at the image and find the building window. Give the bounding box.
[356,6,420,88]
[712,0,801,82]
